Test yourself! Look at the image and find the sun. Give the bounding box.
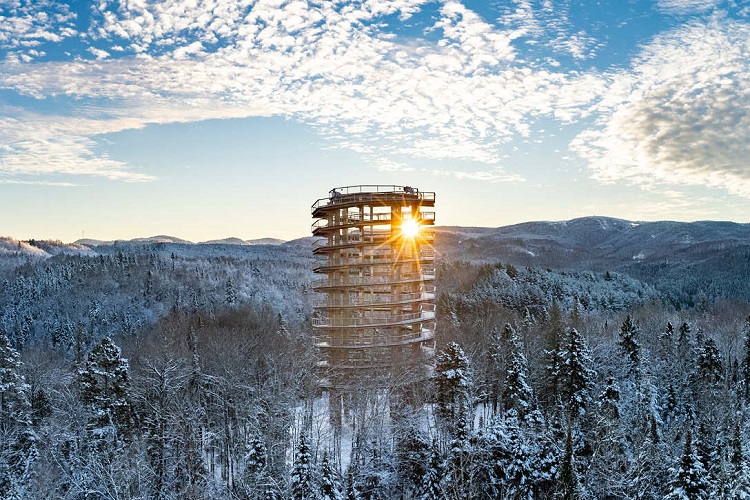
[400,218,421,238]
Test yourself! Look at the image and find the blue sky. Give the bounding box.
[1,0,749,242]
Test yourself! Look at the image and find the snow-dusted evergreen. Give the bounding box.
[1,236,750,497]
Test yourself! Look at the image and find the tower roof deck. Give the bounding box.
[312,185,435,217]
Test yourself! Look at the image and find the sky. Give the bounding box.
[1,0,749,242]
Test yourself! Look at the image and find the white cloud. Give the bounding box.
[0,0,604,183]
[571,19,750,197]
[88,47,110,60]
[432,166,525,183]
[658,0,725,15]
[0,0,77,60]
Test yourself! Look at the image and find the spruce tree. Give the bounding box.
[320,452,341,500]
[502,323,537,423]
[619,316,641,379]
[0,334,35,499]
[0,334,30,431]
[696,336,724,385]
[741,317,750,402]
[542,302,565,410]
[666,429,711,499]
[561,328,595,420]
[434,342,471,433]
[557,426,580,499]
[290,433,314,500]
[420,444,443,500]
[344,465,359,500]
[77,336,133,441]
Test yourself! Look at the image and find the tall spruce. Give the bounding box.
[320,452,341,500]
[0,334,35,499]
[618,316,641,379]
[665,428,711,499]
[542,302,565,410]
[561,328,595,420]
[290,433,314,500]
[434,342,471,434]
[77,336,133,441]
[502,323,537,422]
[420,443,443,500]
[742,317,750,402]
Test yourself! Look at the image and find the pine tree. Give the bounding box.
[484,412,554,498]
[542,302,565,409]
[557,426,580,499]
[226,276,237,306]
[243,433,268,496]
[419,443,443,500]
[696,336,724,385]
[320,452,341,500]
[0,334,35,499]
[727,420,750,498]
[0,334,30,431]
[666,429,712,499]
[659,322,675,360]
[502,323,538,423]
[77,336,133,442]
[561,328,595,420]
[445,411,471,499]
[741,317,750,402]
[434,342,471,433]
[344,465,359,500]
[599,375,620,422]
[619,316,641,379]
[290,433,314,500]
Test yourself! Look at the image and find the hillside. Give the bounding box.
[434,217,750,306]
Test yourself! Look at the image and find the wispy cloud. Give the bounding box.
[657,0,725,15]
[571,19,750,197]
[0,0,603,184]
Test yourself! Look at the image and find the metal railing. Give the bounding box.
[312,185,436,214]
[312,232,434,253]
[312,268,436,289]
[313,255,435,273]
[311,212,436,233]
[312,308,435,328]
[313,326,435,348]
[312,287,436,308]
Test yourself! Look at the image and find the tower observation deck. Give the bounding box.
[311,185,436,390]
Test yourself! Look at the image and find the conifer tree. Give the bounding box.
[659,322,675,361]
[619,316,641,379]
[741,317,750,402]
[419,444,443,500]
[696,336,724,384]
[320,452,341,500]
[0,335,30,431]
[502,323,538,423]
[542,302,565,409]
[0,334,35,498]
[344,465,359,500]
[77,336,133,441]
[225,276,237,306]
[557,426,580,499]
[599,375,620,422]
[666,429,711,499]
[290,433,314,500]
[434,342,471,434]
[561,328,595,420]
[445,410,471,499]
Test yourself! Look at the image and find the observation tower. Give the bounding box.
[311,185,436,391]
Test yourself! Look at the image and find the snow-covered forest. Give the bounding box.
[1,234,750,498]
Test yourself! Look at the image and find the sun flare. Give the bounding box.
[401,218,421,238]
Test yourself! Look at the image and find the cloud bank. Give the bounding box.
[0,0,748,199]
[571,19,750,196]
